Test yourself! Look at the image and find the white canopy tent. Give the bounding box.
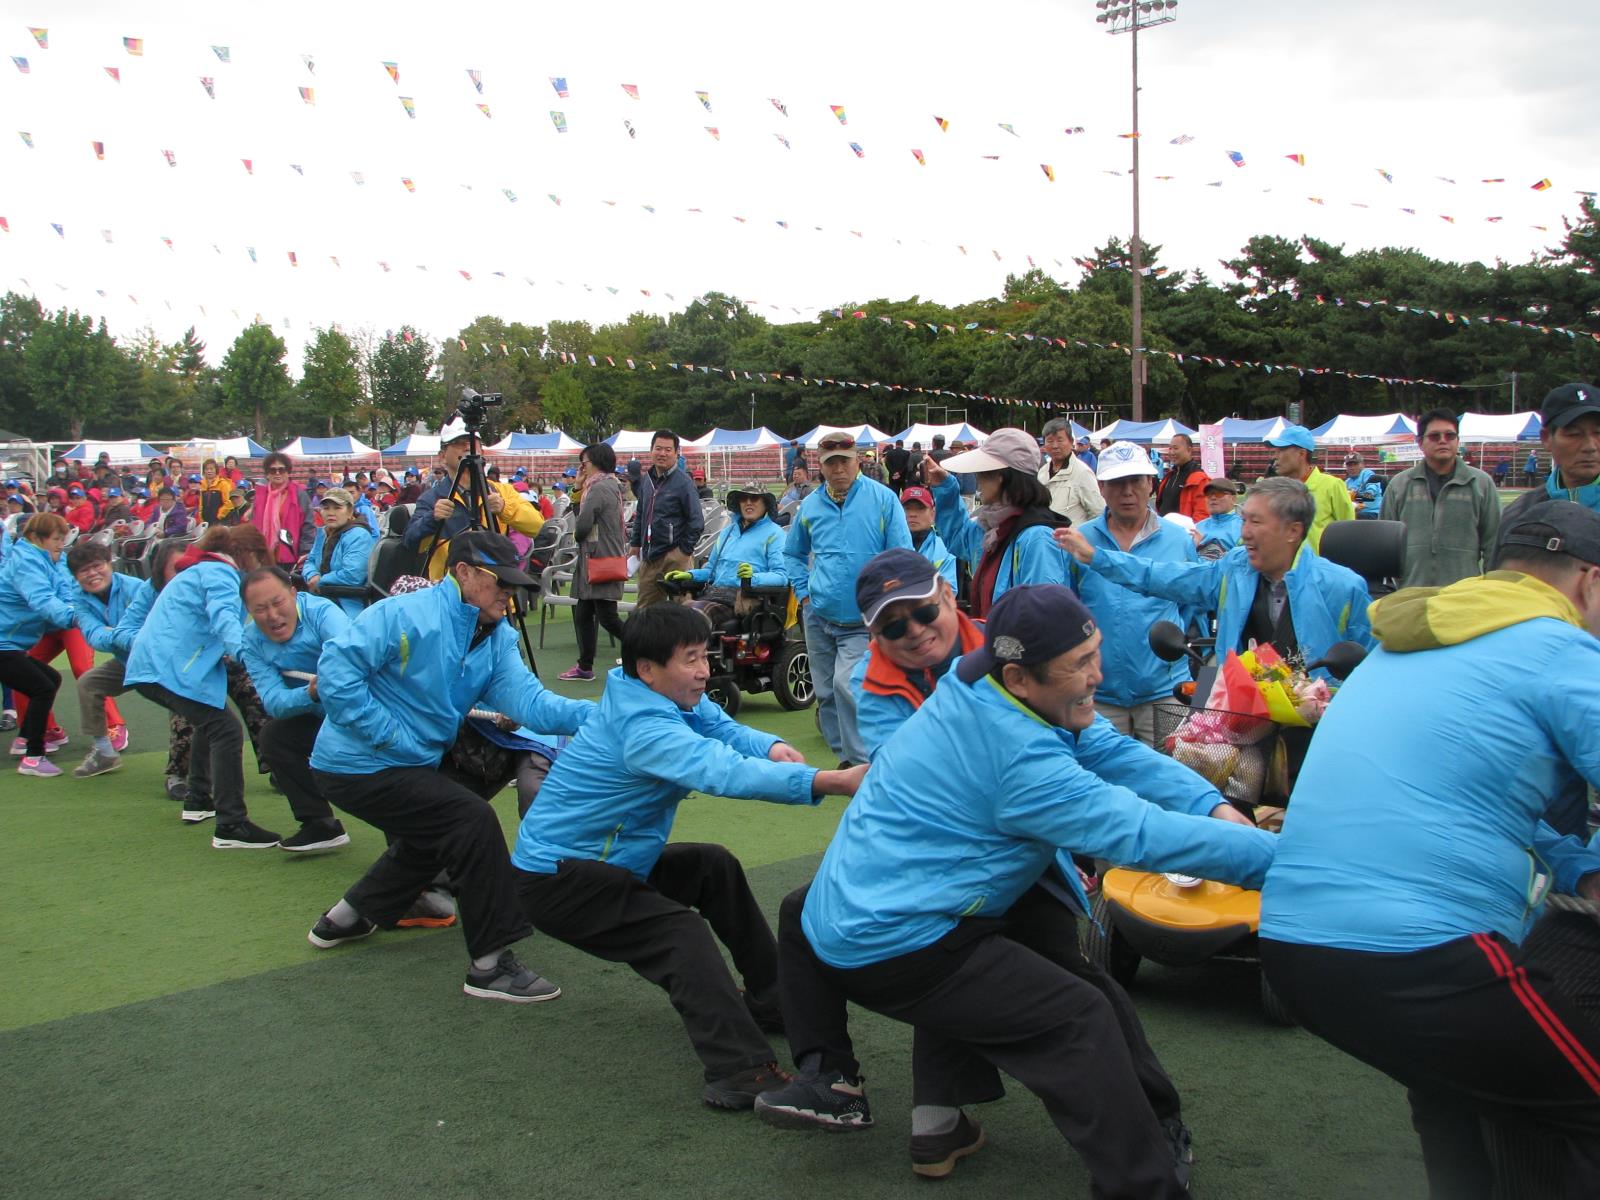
[604,429,662,455]
[178,436,271,459]
[277,435,380,458]
[794,423,895,448]
[1310,413,1417,444]
[1458,411,1542,443]
[890,422,989,447]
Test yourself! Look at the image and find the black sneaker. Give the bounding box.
[1163,1118,1194,1191]
[910,1111,984,1179]
[704,1061,793,1111]
[165,776,189,803]
[754,1070,872,1130]
[211,820,281,849]
[308,910,378,949]
[180,795,216,824]
[278,821,350,854]
[462,950,561,1003]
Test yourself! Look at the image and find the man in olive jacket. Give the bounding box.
[1380,407,1500,588]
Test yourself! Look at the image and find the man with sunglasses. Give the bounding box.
[303,531,596,1003]
[1379,407,1500,587]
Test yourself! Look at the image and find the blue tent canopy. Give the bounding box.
[488,431,582,452]
[1217,417,1289,444]
[380,433,440,456]
[57,439,166,464]
[688,427,786,449]
[278,435,379,457]
[1092,418,1197,444]
[793,423,894,448]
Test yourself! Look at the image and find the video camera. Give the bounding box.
[456,386,504,431]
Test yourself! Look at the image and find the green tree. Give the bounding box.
[24,308,121,439]
[538,369,592,440]
[297,326,364,436]
[219,324,292,444]
[368,328,444,444]
[0,291,44,433]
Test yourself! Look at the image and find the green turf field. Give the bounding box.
[0,607,1425,1199]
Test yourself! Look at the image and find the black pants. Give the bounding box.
[573,598,626,671]
[0,650,59,756]
[516,843,778,1081]
[256,715,337,826]
[135,683,247,825]
[782,889,1185,1200]
[316,765,531,960]
[1262,933,1600,1200]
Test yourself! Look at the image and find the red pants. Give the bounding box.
[15,629,124,737]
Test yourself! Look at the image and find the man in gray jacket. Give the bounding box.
[631,429,705,607]
[1379,407,1500,587]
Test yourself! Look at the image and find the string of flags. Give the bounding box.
[1295,291,1600,344]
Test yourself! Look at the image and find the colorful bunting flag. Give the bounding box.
[162,149,175,166]
[200,77,215,99]
[301,54,315,75]
[502,188,517,202]
[705,127,720,141]
[28,28,47,49]
[776,220,788,229]
[1206,181,1222,187]
[123,37,143,56]
[1532,177,1553,191]
[1118,132,1140,139]
[0,218,9,233]
[911,148,926,166]
[774,134,790,149]
[212,45,229,62]
[11,57,26,74]
[401,177,415,192]
[1436,176,1456,184]
[1227,150,1245,167]
[696,90,711,111]
[241,158,253,174]
[383,61,399,84]
[350,171,365,185]
[1440,214,1455,223]
[104,66,121,82]
[849,142,864,158]
[998,123,1018,137]
[399,96,416,118]
[1065,126,1085,134]
[830,105,847,124]
[618,83,637,100]
[51,223,63,238]
[92,141,105,160]
[1170,134,1194,145]
[1285,153,1305,165]
[460,270,471,281]
[467,69,483,93]
[1400,207,1416,215]
[1308,196,1326,205]
[934,116,949,132]
[299,87,315,105]
[1481,178,1505,183]
[288,251,298,267]
[548,194,561,205]
[770,98,787,116]
[550,111,567,133]
[1376,168,1394,183]
[19,132,33,149]
[246,247,256,262]
[623,119,635,138]
[550,77,569,98]
[101,230,113,243]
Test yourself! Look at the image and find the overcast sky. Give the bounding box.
[1,0,1596,373]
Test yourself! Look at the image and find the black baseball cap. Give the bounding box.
[1497,500,1600,568]
[1204,478,1244,494]
[856,548,940,625]
[956,584,1098,684]
[1540,382,1600,431]
[447,529,538,587]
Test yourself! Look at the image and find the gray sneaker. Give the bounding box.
[462,950,561,1004]
[73,749,123,778]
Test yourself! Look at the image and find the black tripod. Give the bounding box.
[421,390,541,672]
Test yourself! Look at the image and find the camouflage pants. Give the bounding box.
[164,661,271,778]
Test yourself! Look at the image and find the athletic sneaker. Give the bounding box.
[109,725,130,753]
[211,820,281,849]
[180,797,216,823]
[462,950,562,1004]
[44,730,68,753]
[910,1111,985,1179]
[278,821,350,854]
[165,776,189,803]
[18,756,62,778]
[308,910,378,949]
[754,1071,873,1130]
[1163,1118,1195,1191]
[397,887,458,929]
[557,665,595,681]
[9,737,27,757]
[704,1061,793,1111]
[73,749,123,778]
[0,709,16,731]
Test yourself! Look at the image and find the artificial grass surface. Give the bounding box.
[1,610,1426,1197]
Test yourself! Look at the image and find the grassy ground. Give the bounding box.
[0,606,1425,1198]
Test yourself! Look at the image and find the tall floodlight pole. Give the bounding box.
[1096,0,1177,422]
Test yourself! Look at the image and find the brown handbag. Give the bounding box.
[585,555,629,584]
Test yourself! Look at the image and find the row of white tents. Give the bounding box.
[49,411,1544,466]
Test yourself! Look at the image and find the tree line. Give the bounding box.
[2,200,1596,447]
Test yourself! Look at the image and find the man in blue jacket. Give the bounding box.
[1259,501,1600,1200]
[784,431,912,767]
[239,569,351,854]
[632,429,704,608]
[1056,476,1374,674]
[754,586,1272,1194]
[66,540,143,777]
[304,531,595,1003]
[512,603,866,1109]
[1341,453,1383,519]
[1194,478,1244,560]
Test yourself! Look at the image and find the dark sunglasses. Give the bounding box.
[879,602,941,641]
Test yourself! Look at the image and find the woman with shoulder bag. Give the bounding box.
[558,442,629,682]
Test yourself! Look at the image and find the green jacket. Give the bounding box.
[1379,460,1501,588]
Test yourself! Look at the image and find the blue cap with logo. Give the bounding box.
[1264,424,1317,453]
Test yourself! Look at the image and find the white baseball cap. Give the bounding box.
[439,416,470,444]
[1097,440,1159,481]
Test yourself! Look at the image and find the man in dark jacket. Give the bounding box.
[633,429,705,607]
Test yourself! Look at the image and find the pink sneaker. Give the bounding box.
[557,665,595,681]
[44,730,68,753]
[109,725,130,753]
[9,737,26,758]
[19,756,62,778]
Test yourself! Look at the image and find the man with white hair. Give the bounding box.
[1038,417,1106,527]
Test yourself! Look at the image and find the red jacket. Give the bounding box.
[63,499,96,533]
[1156,462,1210,525]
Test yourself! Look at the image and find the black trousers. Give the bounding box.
[257,715,337,826]
[0,650,59,755]
[316,765,531,960]
[1262,932,1600,1200]
[782,887,1185,1200]
[573,598,626,671]
[516,843,778,1081]
[135,683,247,825]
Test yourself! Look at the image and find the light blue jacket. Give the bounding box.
[110,580,157,658]
[240,593,350,720]
[911,528,958,588]
[125,561,246,708]
[512,668,818,881]
[303,523,376,619]
[689,514,787,588]
[309,577,594,774]
[1068,512,1199,707]
[802,662,1276,969]
[1081,541,1373,678]
[1344,469,1383,517]
[1195,510,1243,557]
[928,477,1070,602]
[1262,618,1600,952]
[0,540,77,652]
[784,475,911,624]
[73,572,145,661]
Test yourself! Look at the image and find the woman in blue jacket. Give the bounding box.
[667,486,788,629]
[0,513,75,776]
[302,487,376,619]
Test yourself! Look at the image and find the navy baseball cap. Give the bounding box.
[956,584,1099,684]
[1540,382,1600,431]
[855,548,940,626]
[1265,424,1316,453]
[1497,500,1600,568]
[446,529,538,588]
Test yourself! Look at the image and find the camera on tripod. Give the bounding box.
[456,387,504,431]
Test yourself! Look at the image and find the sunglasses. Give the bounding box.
[266,466,289,475]
[472,564,519,593]
[878,602,942,641]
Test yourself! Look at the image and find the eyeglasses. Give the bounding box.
[878,602,942,641]
[266,466,289,475]
[472,564,518,593]
[1422,431,1459,443]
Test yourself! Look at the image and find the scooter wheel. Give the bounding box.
[1084,895,1141,986]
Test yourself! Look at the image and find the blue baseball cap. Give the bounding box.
[956,584,1098,685]
[1264,424,1316,452]
[135,487,150,498]
[187,473,201,482]
[107,487,122,497]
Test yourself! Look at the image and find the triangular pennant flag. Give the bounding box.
[1285,153,1305,165]
[401,177,415,192]
[705,126,720,140]
[550,77,568,98]
[241,158,253,174]
[299,86,315,104]
[1040,163,1055,182]
[11,57,26,73]
[1228,150,1245,167]
[1,218,12,233]
[773,134,790,149]
[998,123,1018,136]
[770,98,787,116]
[302,54,315,74]
[1170,134,1194,144]
[502,188,517,202]
[848,142,864,158]
[468,69,483,93]
[1118,132,1140,139]
[550,111,567,133]
[934,115,949,132]
[830,104,847,124]
[19,132,33,149]
[92,140,105,160]
[477,103,491,117]
[399,96,416,118]
[1532,177,1553,191]
[161,237,173,249]
[28,28,47,49]
[287,251,298,267]
[51,223,63,238]
[695,90,711,111]
[200,76,215,99]
[912,148,926,166]
[104,67,120,83]
[162,149,176,166]
[1376,167,1394,183]
[383,61,399,84]
[623,119,635,138]
[123,37,143,56]
[621,83,639,99]
[246,246,256,262]
[212,45,230,62]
